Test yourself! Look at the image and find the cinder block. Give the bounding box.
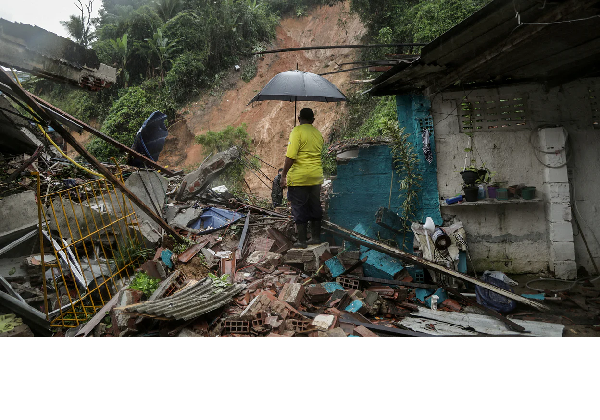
[549,222,574,243]
[285,319,311,333]
[223,319,250,334]
[542,182,571,203]
[550,241,576,262]
[545,202,572,222]
[543,167,568,183]
[538,127,567,150]
[336,276,360,290]
[553,260,577,279]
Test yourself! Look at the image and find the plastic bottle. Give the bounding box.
[478,184,486,199]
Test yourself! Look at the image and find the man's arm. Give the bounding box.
[280,156,294,188]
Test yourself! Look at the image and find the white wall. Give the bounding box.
[430,78,600,276]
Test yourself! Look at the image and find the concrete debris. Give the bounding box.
[176,146,240,201]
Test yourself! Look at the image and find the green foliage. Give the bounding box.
[355,96,398,138]
[208,273,230,292]
[145,28,179,82]
[195,124,257,190]
[386,120,422,245]
[195,124,251,152]
[241,57,258,83]
[87,79,175,161]
[350,0,491,60]
[264,0,342,17]
[129,271,161,297]
[113,237,153,270]
[165,52,207,102]
[321,146,337,177]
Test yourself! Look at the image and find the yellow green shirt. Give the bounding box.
[286,124,324,186]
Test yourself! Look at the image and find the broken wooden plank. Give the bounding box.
[7,146,42,182]
[323,220,549,312]
[236,211,250,260]
[347,275,438,289]
[75,290,122,337]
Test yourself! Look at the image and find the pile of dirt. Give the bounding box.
[159,2,366,195]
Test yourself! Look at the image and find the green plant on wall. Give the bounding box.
[385,119,422,246]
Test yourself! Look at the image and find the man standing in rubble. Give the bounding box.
[280,108,323,249]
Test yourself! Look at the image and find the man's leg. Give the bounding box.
[307,184,323,245]
[287,186,310,248]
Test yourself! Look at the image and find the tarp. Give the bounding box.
[129,111,168,167]
[187,207,244,234]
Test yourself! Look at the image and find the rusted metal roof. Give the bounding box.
[0,18,116,90]
[369,0,600,96]
[125,279,245,321]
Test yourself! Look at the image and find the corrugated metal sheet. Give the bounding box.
[369,0,600,95]
[126,279,245,321]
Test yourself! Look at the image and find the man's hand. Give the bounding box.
[280,175,287,188]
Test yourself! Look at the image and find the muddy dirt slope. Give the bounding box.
[159,2,366,196]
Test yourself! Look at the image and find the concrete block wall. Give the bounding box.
[329,95,442,254]
[431,78,600,277]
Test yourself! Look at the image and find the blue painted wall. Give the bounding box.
[328,94,442,253]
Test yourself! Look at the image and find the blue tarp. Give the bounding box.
[129,111,168,167]
[187,207,244,234]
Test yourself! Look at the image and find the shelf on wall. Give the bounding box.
[440,198,542,207]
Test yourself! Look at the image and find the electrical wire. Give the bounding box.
[525,276,600,293]
[9,69,105,179]
[239,147,278,170]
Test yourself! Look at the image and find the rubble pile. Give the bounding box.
[1,147,599,338]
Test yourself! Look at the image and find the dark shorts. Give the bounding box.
[287,185,323,224]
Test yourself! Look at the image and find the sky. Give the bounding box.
[0,0,101,40]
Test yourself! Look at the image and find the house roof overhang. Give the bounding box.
[368,0,600,96]
[0,18,116,91]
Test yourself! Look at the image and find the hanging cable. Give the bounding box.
[239,147,278,170]
[9,69,105,179]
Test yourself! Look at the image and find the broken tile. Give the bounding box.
[278,283,305,309]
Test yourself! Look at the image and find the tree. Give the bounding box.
[145,28,179,84]
[110,33,129,86]
[154,0,182,22]
[61,0,97,47]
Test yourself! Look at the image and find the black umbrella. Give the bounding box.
[248,70,347,124]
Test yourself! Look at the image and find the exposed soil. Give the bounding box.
[159,2,366,195]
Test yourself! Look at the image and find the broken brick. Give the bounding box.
[326,289,351,310]
[367,286,395,297]
[440,298,462,312]
[312,314,337,331]
[278,282,305,309]
[285,318,311,333]
[305,284,331,303]
[353,325,379,337]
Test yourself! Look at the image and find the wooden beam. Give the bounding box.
[0,69,185,243]
[29,93,180,176]
[252,43,426,55]
[322,220,549,312]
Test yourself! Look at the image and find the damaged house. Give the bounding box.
[328,0,600,281]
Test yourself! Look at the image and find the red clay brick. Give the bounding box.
[353,325,379,337]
